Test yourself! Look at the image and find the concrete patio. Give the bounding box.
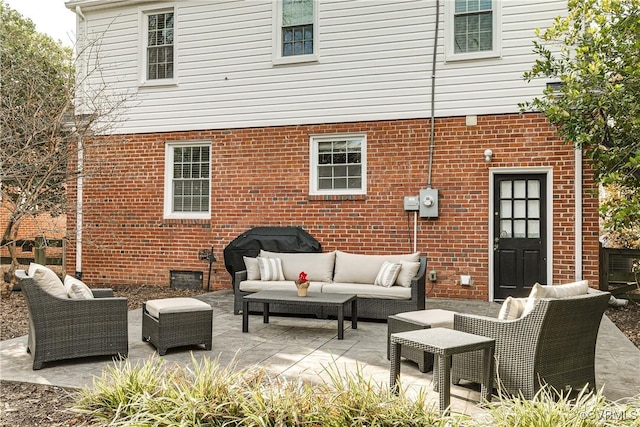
[1,290,638,416]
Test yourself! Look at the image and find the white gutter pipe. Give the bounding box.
[575,148,583,280]
[74,6,86,278]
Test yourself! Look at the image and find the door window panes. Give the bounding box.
[498,178,543,240]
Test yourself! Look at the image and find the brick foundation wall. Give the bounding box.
[65,113,599,299]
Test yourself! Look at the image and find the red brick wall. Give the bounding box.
[65,113,600,299]
[0,206,66,267]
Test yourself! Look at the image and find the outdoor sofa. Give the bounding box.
[234,250,427,320]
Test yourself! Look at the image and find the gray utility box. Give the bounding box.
[419,188,439,218]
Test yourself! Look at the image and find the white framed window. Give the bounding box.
[164,141,211,219]
[310,134,366,196]
[444,0,501,62]
[140,6,176,86]
[272,0,318,65]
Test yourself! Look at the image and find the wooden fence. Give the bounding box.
[599,245,640,298]
[0,238,65,267]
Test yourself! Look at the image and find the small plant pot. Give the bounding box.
[296,283,309,297]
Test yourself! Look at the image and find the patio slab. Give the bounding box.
[0,290,638,416]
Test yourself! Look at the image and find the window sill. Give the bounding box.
[272,54,319,66]
[161,218,211,227]
[444,50,501,63]
[140,78,178,88]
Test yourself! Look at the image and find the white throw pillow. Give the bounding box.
[243,256,261,280]
[257,257,285,281]
[64,275,94,300]
[498,296,527,320]
[395,260,420,287]
[374,261,402,287]
[543,280,589,298]
[30,263,67,299]
[523,280,590,317]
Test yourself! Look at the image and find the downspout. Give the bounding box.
[74,6,86,278]
[575,148,583,280]
[76,134,84,279]
[427,0,440,188]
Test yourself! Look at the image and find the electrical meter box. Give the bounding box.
[403,196,420,211]
[419,188,439,218]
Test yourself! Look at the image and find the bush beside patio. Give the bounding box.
[74,355,640,426]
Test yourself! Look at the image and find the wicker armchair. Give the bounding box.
[19,274,129,370]
[451,290,610,399]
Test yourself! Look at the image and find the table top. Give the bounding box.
[243,290,356,305]
[391,328,494,354]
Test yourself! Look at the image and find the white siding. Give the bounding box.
[75,0,566,134]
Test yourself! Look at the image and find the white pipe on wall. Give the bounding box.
[575,148,583,280]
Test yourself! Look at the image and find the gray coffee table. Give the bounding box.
[390,328,495,413]
[242,290,357,339]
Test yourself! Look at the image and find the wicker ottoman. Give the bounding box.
[142,297,213,355]
[387,309,456,372]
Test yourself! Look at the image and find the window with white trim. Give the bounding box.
[164,142,210,219]
[445,0,501,61]
[310,134,366,195]
[141,7,176,84]
[273,0,318,64]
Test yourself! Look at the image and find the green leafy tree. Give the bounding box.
[1,1,130,295]
[521,0,640,248]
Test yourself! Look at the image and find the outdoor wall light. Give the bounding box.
[484,149,493,163]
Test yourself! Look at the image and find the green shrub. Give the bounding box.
[74,355,640,426]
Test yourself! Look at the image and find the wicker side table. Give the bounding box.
[390,328,495,414]
[142,297,213,356]
[387,309,456,372]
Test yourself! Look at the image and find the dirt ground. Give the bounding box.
[1,285,638,426]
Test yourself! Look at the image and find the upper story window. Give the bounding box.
[164,142,211,219]
[445,0,501,62]
[141,7,176,85]
[273,0,318,65]
[310,134,366,196]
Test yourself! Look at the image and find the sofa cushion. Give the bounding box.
[498,296,527,320]
[395,260,420,288]
[243,256,261,280]
[395,309,456,328]
[64,275,94,300]
[522,280,589,317]
[146,297,212,318]
[239,280,324,293]
[321,283,411,300]
[333,251,420,284]
[259,250,335,282]
[257,257,285,281]
[374,261,402,287]
[29,263,67,299]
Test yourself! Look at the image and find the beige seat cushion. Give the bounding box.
[29,263,67,299]
[333,251,419,284]
[523,280,589,317]
[259,250,335,282]
[239,280,324,293]
[64,275,94,300]
[321,283,411,300]
[146,297,212,318]
[394,309,456,328]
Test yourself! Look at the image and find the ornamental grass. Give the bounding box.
[74,355,639,426]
